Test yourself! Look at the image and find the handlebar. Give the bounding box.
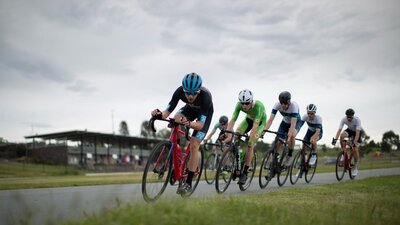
[220,129,249,143]
[149,117,191,141]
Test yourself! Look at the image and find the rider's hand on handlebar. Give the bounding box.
[180,116,191,127]
[151,109,163,119]
[331,138,337,145]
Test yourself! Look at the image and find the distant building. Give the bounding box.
[25,130,164,171]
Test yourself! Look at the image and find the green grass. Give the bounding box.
[62,175,400,225]
[0,161,84,177]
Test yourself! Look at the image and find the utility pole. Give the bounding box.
[111,109,115,134]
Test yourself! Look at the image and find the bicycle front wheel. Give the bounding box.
[335,151,345,181]
[289,151,302,185]
[239,152,257,191]
[305,153,317,183]
[142,141,172,202]
[204,153,218,185]
[215,150,235,194]
[259,150,273,189]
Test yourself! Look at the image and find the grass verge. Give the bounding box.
[62,175,400,225]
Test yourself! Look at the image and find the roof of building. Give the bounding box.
[25,130,163,146]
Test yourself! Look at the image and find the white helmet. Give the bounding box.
[306,104,317,112]
[238,89,253,103]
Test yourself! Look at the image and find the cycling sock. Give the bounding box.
[186,170,194,186]
[288,148,293,157]
[243,165,249,175]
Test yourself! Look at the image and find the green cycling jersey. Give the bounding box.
[231,100,267,146]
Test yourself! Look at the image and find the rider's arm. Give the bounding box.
[204,128,217,142]
[264,113,276,131]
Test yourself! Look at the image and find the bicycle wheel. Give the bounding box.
[142,141,172,202]
[277,148,290,187]
[204,153,218,185]
[348,153,356,180]
[180,148,204,197]
[335,151,345,181]
[305,153,317,183]
[259,150,273,189]
[239,152,257,191]
[215,150,235,194]
[289,151,302,185]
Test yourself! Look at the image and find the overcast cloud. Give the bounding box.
[1,0,399,145]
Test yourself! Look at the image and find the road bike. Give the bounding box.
[215,130,257,193]
[259,130,290,189]
[141,117,203,202]
[334,137,356,181]
[202,141,231,185]
[289,138,318,185]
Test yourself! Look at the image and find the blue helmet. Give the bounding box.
[182,73,202,94]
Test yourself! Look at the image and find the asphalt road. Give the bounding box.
[1,168,400,225]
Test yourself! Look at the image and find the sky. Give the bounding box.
[1,0,399,145]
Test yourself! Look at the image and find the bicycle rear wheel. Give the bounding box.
[289,151,302,185]
[204,153,218,185]
[335,151,345,181]
[142,141,172,202]
[180,148,204,197]
[239,152,257,191]
[305,153,317,183]
[215,150,235,194]
[348,154,356,180]
[259,150,273,189]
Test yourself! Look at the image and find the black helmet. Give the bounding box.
[279,91,291,104]
[345,108,355,117]
[219,115,228,124]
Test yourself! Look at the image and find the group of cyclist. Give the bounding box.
[151,73,363,195]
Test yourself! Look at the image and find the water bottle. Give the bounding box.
[238,147,245,164]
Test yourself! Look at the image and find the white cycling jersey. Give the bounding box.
[301,114,323,132]
[271,101,301,124]
[339,116,362,131]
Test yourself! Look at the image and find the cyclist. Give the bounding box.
[332,108,362,177]
[263,91,301,167]
[203,115,233,148]
[299,104,323,166]
[226,89,267,185]
[151,73,214,195]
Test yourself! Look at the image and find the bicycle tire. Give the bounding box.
[305,153,317,183]
[239,152,257,191]
[215,150,235,194]
[289,151,302,185]
[277,146,290,187]
[179,148,204,198]
[348,154,356,180]
[259,150,273,189]
[204,153,217,185]
[335,151,345,181]
[142,141,172,202]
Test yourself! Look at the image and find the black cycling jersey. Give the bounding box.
[165,86,214,140]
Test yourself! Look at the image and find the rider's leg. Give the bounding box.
[186,137,201,186]
[340,131,348,149]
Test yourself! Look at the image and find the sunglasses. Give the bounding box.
[220,123,227,126]
[347,116,353,119]
[241,102,251,106]
[307,112,315,115]
[184,90,200,96]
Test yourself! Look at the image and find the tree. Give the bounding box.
[157,128,171,139]
[119,121,130,136]
[381,130,399,152]
[140,120,155,138]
